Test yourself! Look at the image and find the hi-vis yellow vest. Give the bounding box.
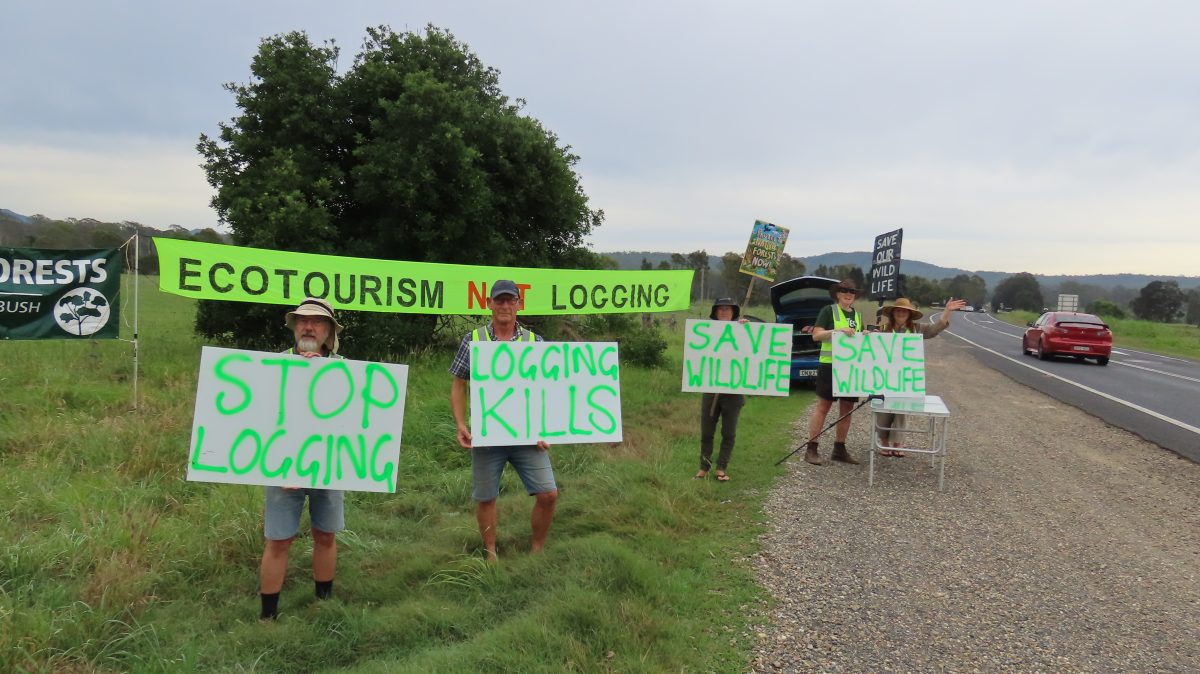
[819,305,861,364]
[471,326,538,342]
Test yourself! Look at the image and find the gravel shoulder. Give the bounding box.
[752,337,1200,673]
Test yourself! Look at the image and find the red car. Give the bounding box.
[1022,312,1112,365]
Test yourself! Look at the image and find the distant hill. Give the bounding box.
[600,250,1200,291]
[0,208,32,224]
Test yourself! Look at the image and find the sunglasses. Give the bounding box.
[838,288,858,295]
[490,295,520,306]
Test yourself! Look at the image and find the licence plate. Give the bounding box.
[1072,346,1090,352]
[797,369,817,377]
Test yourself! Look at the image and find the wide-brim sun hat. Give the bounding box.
[285,297,344,354]
[709,297,741,320]
[828,278,861,299]
[880,297,924,321]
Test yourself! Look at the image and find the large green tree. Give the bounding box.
[196,26,603,356]
[993,272,1044,312]
[1130,280,1185,322]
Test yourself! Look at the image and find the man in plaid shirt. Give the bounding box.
[449,279,558,561]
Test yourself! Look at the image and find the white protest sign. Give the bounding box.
[681,319,792,396]
[470,341,622,447]
[831,332,926,398]
[187,346,408,493]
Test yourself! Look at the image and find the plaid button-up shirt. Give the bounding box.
[448,323,542,380]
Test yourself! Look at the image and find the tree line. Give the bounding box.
[0,212,227,275]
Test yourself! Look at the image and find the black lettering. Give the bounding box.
[275,269,297,297]
[421,280,444,308]
[334,274,356,304]
[395,278,416,307]
[635,285,651,307]
[180,258,202,292]
[361,275,382,306]
[241,266,268,295]
[569,285,587,310]
[612,285,628,308]
[590,285,608,309]
[304,272,330,299]
[551,285,566,311]
[209,262,235,293]
[654,283,669,307]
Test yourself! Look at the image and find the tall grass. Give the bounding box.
[1,279,807,672]
[995,309,1200,360]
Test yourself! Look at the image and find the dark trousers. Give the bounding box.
[699,393,746,471]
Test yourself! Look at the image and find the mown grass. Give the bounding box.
[1,279,808,673]
[994,309,1200,361]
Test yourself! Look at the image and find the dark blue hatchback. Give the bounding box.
[770,275,838,384]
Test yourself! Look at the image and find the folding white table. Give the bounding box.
[869,395,951,490]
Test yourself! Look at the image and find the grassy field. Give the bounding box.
[993,309,1200,361]
[0,278,809,673]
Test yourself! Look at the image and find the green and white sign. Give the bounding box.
[155,238,693,315]
[1,247,123,340]
[187,347,409,493]
[832,333,926,398]
[469,341,622,447]
[682,319,792,396]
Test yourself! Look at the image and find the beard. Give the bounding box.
[297,336,322,353]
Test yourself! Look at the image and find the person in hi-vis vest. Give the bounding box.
[449,279,558,562]
[803,278,865,466]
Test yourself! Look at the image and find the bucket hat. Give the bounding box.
[285,297,343,354]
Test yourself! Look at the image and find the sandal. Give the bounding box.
[879,449,895,457]
[694,470,708,479]
[715,471,730,482]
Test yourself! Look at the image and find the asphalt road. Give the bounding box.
[935,310,1200,462]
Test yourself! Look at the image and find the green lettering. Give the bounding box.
[744,323,765,354]
[309,361,354,420]
[296,434,323,487]
[586,385,618,433]
[470,345,489,380]
[567,385,592,436]
[261,357,311,425]
[214,353,253,415]
[686,321,712,350]
[189,426,228,473]
[768,325,790,357]
[228,428,263,475]
[539,389,567,438]
[361,363,400,429]
[369,434,396,492]
[900,335,922,362]
[713,323,739,352]
[479,387,517,438]
[260,429,291,478]
[491,344,515,382]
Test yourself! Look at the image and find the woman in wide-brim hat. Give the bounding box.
[695,297,746,482]
[874,295,966,456]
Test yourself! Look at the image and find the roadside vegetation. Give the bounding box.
[0,277,807,673]
[994,309,1200,361]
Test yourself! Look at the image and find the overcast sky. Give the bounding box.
[3,1,1198,276]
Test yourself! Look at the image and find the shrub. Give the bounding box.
[1088,299,1126,320]
[618,326,668,368]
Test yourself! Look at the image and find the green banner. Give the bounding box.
[155,238,694,315]
[1,247,123,340]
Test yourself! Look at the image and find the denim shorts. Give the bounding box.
[471,445,558,502]
[263,487,345,540]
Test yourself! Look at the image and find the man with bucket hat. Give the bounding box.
[449,280,558,562]
[259,297,346,620]
[694,297,747,482]
[803,278,866,466]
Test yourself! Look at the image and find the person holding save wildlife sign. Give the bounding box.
[695,298,748,482]
[804,278,865,466]
[260,297,346,620]
[874,296,965,456]
[449,280,558,562]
